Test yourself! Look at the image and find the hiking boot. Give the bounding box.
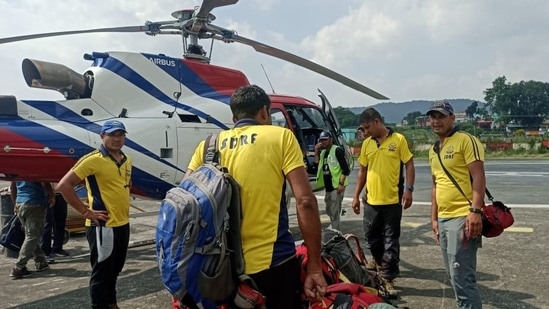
[366,259,379,271]
[35,261,50,272]
[10,267,33,279]
[54,249,70,257]
[381,278,399,298]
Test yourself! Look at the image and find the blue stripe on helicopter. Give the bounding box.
[141,53,232,104]
[0,117,173,199]
[97,56,229,129]
[24,100,184,173]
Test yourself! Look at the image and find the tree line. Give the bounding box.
[334,76,549,129]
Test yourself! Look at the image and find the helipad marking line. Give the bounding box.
[505,227,534,233]
[401,222,423,228]
[307,196,536,233]
[315,196,549,209]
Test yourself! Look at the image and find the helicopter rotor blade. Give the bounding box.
[211,31,389,100]
[0,24,167,45]
[191,0,239,33]
[196,0,239,18]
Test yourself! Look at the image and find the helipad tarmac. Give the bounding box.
[1,160,548,309]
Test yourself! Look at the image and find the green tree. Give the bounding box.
[402,111,422,125]
[465,101,478,120]
[484,76,549,128]
[332,106,359,128]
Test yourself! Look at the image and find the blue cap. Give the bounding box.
[318,131,332,140]
[101,120,127,134]
[427,100,454,116]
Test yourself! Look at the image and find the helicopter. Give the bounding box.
[0,0,388,200]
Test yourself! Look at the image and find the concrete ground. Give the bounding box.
[0,160,548,309]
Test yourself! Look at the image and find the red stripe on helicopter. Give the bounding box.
[0,128,77,182]
[183,59,250,96]
[0,127,150,198]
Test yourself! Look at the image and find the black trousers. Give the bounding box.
[41,193,67,255]
[363,203,402,280]
[86,224,130,309]
[178,257,302,309]
[249,257,302,309]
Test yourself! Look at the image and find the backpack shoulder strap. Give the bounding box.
[433,139,471,205]
[203,133,219,164]
[226,175,244,274]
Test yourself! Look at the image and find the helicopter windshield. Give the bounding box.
[284,105,327,129]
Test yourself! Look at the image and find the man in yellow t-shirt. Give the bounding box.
[351,107,415,297]
[428,100,485,309]
[185,85,326,309]
[56,119,132,309]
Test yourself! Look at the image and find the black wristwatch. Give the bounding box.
[405,185,414,192]
[469,207,482,214]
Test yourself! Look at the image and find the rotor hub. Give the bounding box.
[171,9,216,22]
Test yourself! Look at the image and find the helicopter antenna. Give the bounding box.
[261,64,276,94]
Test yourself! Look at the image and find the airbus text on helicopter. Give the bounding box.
[0,0,389,200]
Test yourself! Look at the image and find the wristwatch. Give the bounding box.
[469,207,482,214]
[405,185,414,192]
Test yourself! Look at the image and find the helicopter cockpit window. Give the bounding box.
[285,105,333,153]
[270,109,287,127]
[285,105,328,130]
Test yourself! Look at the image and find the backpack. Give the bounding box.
[482,197,514,238]
[308,283,385,309]
[321,228,379,289]
[296,242,343,286]
[0,214,24,252]
[155,134,244,308]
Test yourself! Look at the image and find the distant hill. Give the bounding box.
[347,99,483,124]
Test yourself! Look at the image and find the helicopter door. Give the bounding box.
[317,89,354,169]
[318,89,345,146]
[175,125,221,184]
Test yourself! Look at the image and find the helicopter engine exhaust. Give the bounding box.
[22,58,88,98]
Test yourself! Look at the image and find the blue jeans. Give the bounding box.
[439,217,482,309]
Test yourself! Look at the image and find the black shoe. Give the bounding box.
[10,267,34,279]
[46,253,56,264]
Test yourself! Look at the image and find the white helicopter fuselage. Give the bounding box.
[1,51,347,200]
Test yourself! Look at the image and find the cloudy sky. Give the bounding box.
[1,0,548,108]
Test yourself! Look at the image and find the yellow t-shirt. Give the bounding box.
[429,131,484,218]
[72,145,132,227]
[188,124,305,274]
[357,130,413,205]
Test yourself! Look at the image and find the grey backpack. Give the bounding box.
[155,134,244,308]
